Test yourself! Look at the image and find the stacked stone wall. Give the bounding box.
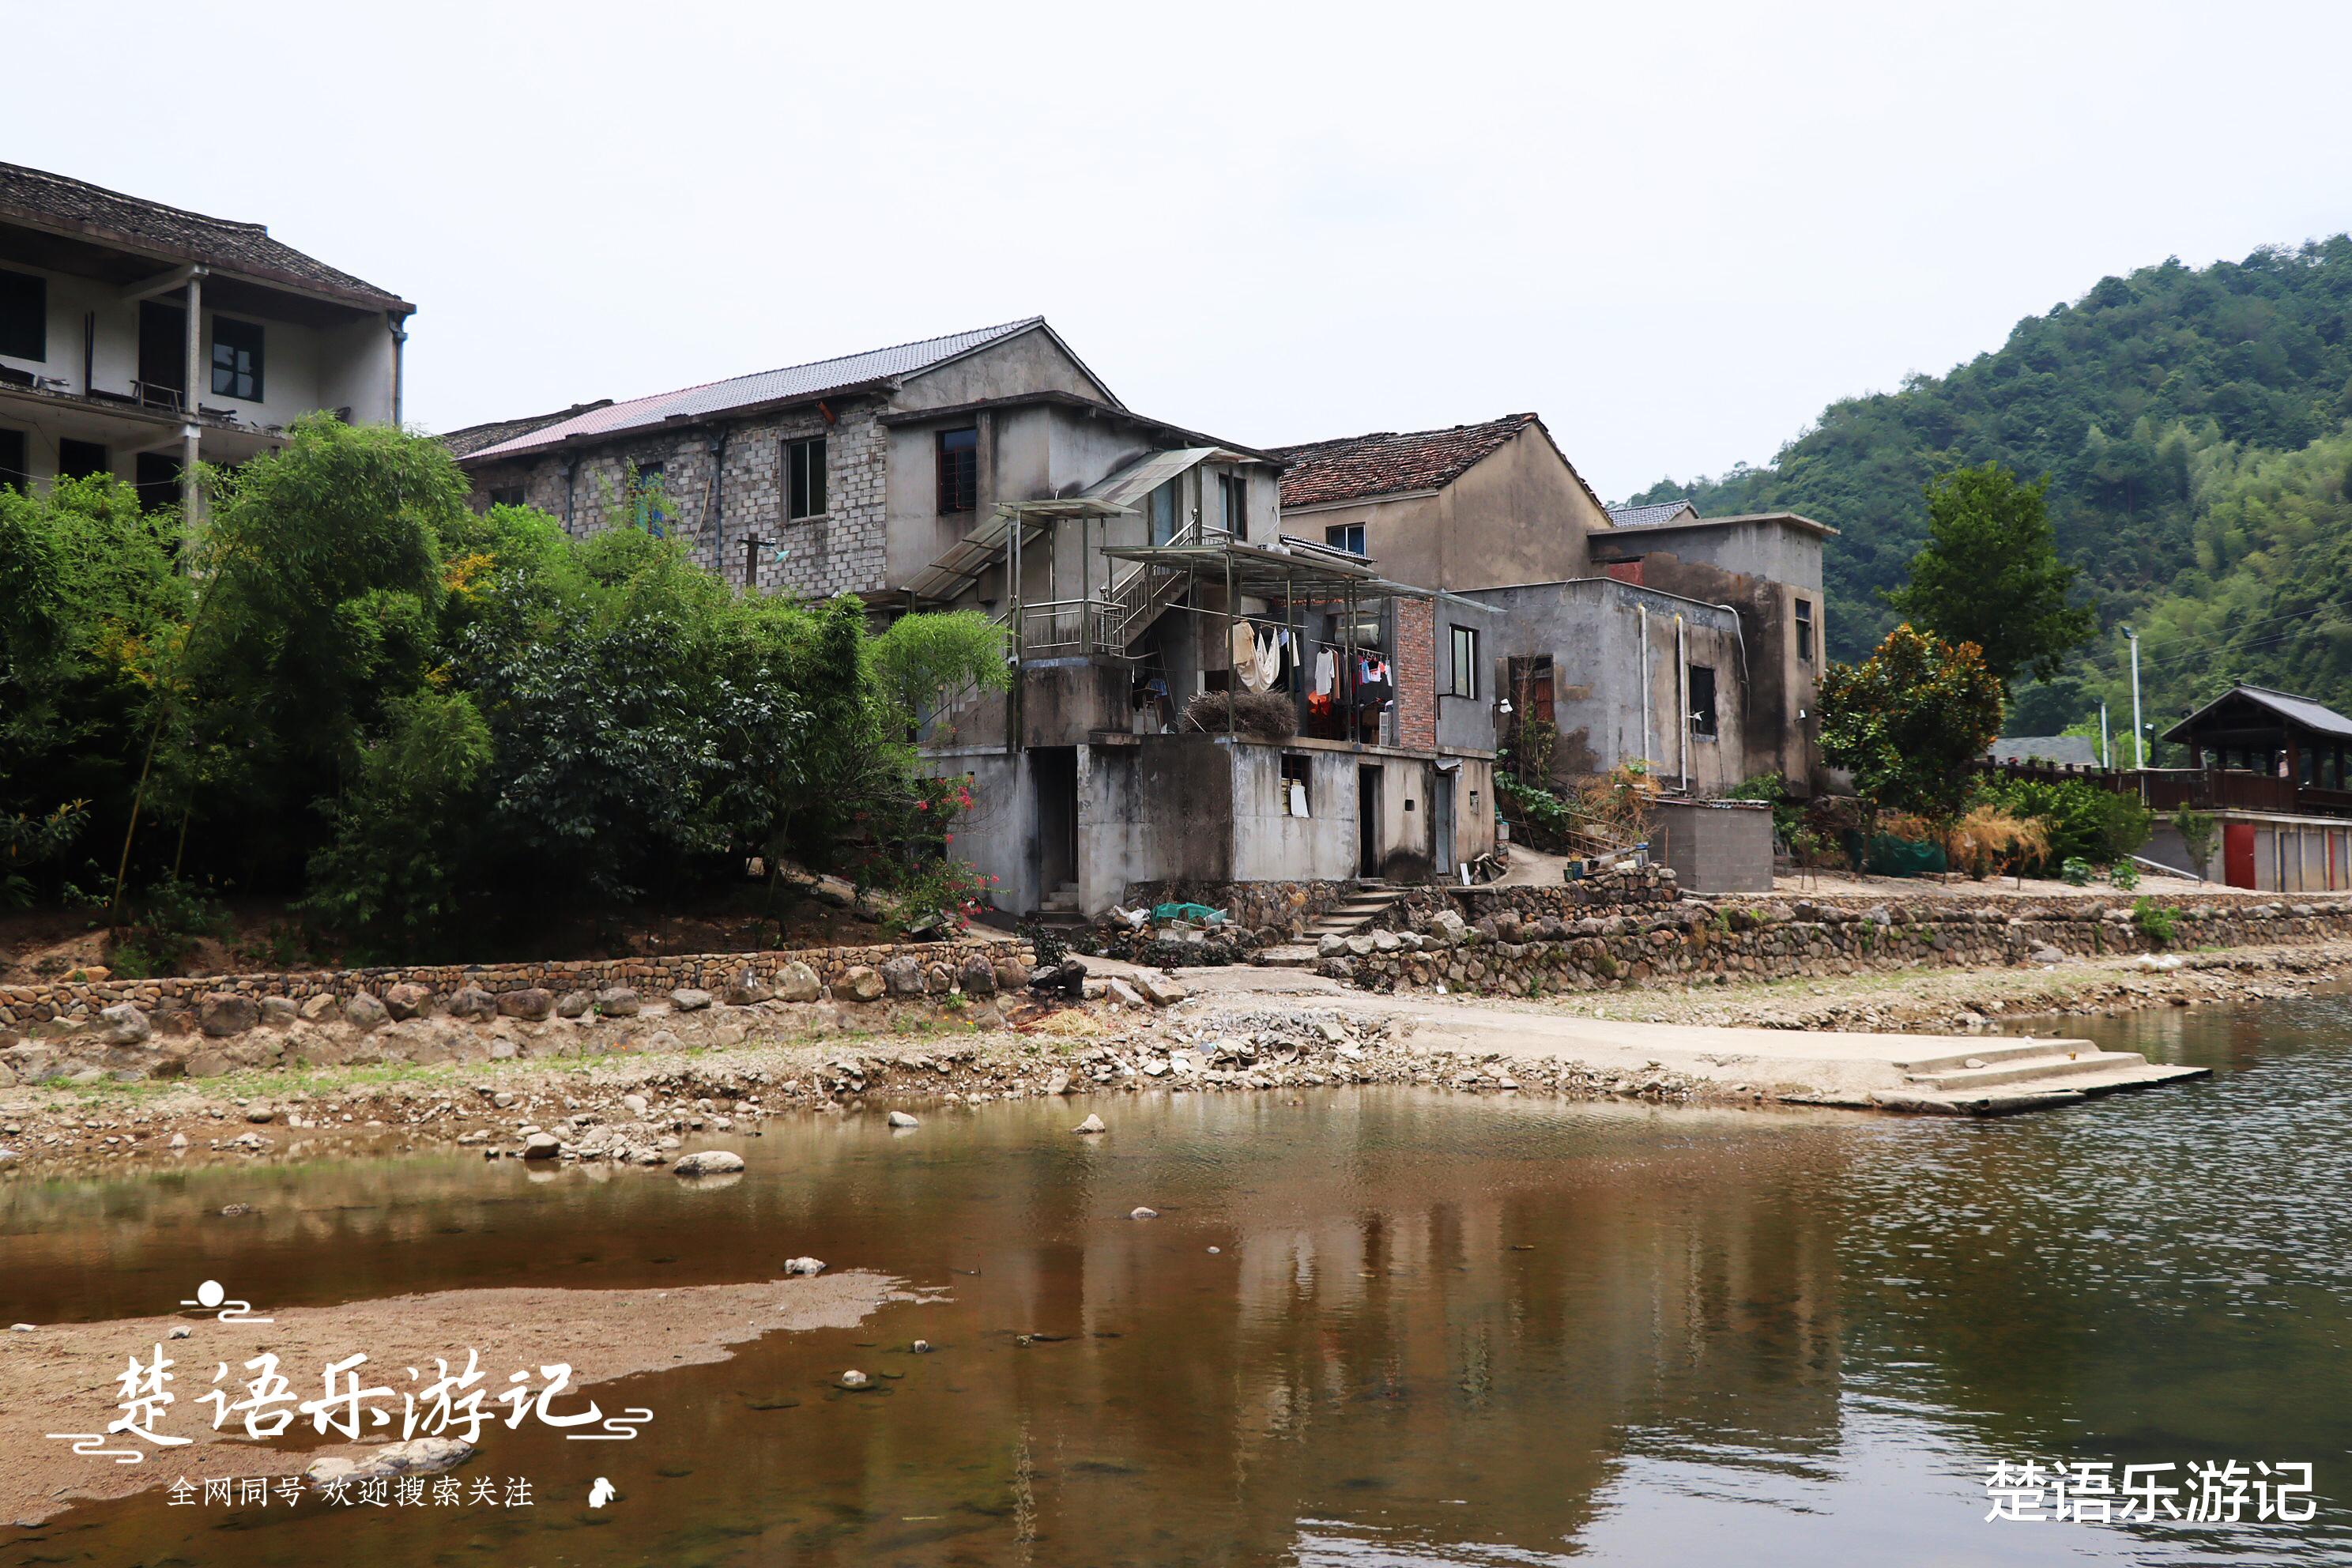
[1121,880,1361,940]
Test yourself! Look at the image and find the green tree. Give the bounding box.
[1819,624,2005,820]
[1883,464,2098,685]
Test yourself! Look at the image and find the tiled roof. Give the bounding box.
[0,161,408,311]
[1608,499,1699,529]
[2164,684,2352,744]
[458,318,1054,464]
[1270,413,1541,508]
[438,402,614,459]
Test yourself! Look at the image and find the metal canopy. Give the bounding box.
[1097,538,1434,601]
[903,494,1135,603]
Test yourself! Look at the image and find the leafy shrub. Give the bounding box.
[2133,895,2180,946]
[1819,624,2004,820]
[2060,857,2094,886]
[2173,806,2218,880]
[110,876,228,977]
[2108,858,2140,891]
[1727,773,1802,842]
[1977,776,2152,873]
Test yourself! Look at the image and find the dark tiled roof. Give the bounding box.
[1270,413,1541,508]
[1608,499,1699,529]
[0,161,408,311]
[2163,685,2352,744]
[438,401,615,459]
[458,318,1057,464]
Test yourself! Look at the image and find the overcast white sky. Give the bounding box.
[16,2,2351,499]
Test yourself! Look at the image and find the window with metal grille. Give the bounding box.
[1219,472,1247,535]
[635,461,668,537]
[1325,522,1366,556]
[0,270,45,361]
[1690,664,1718,737]
[937,428,978,513]
[1447,625,1478,698]
[1795,597,1814,662]
[210,317,263,401]
[1280,753,1312,816]
[786,435,827,519]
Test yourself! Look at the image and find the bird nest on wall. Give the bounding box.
[1179,690,1298,741]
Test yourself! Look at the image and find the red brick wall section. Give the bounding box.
[1396,597,1436,752]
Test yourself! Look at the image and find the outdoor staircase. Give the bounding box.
[1033,883,1084,929]
[1301,881,1412,944]
[1868,1038,2207,1114]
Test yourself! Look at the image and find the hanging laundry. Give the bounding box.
[1255,629,1283,691]
[1230,620,1257,679]
[1288,780,1309,818]
[1314,648,1336,694]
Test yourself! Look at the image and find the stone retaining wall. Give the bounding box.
[0,939,1028,1033]
[1390,864,1682,926]
[1332,893,2352,997]
[1121,880,1360,940]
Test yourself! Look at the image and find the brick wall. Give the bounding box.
[1394,597,1436,752]
[465,398,890,601]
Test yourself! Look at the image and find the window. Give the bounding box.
[0,270,46,361]
[1219,472,1247,535]
[635,461,668,537]
[488,486,525,509]
[1148,478,1180,545]
[58,439,108,481]
[786,435,827,519]
[1795,597,1815,662]
[1325,522,1366,556]
[1506,654,1554,723]
[1690,664,1718,737]
[1446,625,1479,698]
[744,535,767,586]
[209,317,264,401]
[135,452,181,513]
[0,428,25,493]
[937,427,978,513]
[1280,753,1312,817]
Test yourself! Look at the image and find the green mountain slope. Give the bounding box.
[1630,239,2352,741]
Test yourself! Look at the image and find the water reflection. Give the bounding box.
[5,997,2351,1565]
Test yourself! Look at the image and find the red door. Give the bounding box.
[2224,822,2258,888]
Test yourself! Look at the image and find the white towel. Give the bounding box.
[1289,781,1309,818]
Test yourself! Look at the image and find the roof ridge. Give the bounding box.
[1269,411,1536,454]
[0,160,270,236]
[593,315,1045,410]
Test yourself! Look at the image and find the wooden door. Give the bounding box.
[2224,822,2257,889]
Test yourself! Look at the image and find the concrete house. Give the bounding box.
[1271,416,1830,801]
[0,162,413,511]
[450,319,1495,920]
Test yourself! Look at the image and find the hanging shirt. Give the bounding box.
[1255,629,1283,691]
[1314,648,1336,694]
[1230,620,1257,678]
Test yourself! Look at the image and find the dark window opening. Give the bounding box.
[1506,654,1554,724]
[0,270,44,362]
[209,317,264,401]
[1446,625,1479,698]
[1795,597,1815,662]
[1148,478,1181,545]
[786,435,827,520]
[1690,664,1718,737]
[937,427,978,514]
[634,462,668,536]
[134,451,181,513]
[1280,753,1312,817]
[58,439,108,481]
[0,428,26,493]
[488,486,525,509]
[1325,522,1366,556]
[1219,472,1247,535]
[138,301,186,401]
[744,536,767,586]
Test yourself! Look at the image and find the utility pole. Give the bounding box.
[2100,702,2111,771]
[2125,625,2145,770]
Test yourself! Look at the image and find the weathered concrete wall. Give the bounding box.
[1653,798,1774,894]
[1618,545,1821,795]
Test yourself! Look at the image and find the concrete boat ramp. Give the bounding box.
[1163,964,2207,1116]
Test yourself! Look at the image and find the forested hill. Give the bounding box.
[1627,239,2352,737]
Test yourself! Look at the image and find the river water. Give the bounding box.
[4,997,2350,1566]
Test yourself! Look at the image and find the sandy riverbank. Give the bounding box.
[0,1269,903,1525]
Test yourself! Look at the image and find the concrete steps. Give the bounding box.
[1301,884,1411,943]
[1877,1040,2207,1114]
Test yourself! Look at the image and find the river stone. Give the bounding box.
[1072,1113,1106,1134]
[305,1436,475,1487]
[839,1370,869,1389]
[993,958,1031,993]
[888,1110,919,1128]
[496,988,555,1022]
[1317,933,1348,958]
[772,961,823,1003]
[674,1149,745,1177]
[953,954,996,996]
[258,997,300,1029]
[836,966,885,1003]
[1131,1206,1159,1219]
[447,987,497,1021]
[669,988,714,1012]
[553,990,592,1019]
[344,990,390,1030]
[198,993,258,1037]
[724,968,773,1006]
[300,993,339,1023]
[783,1256,825,1276]
[168,1132,188,1150]
[621,1093,649,1118]
[596,986,641,1017]
[98,1003,152,1046]
[384,982,433,1020]
[521,1132,560,1159]
[1105,978,1147,1008]
[879,957,926,999]
[1133,971,1186,1006]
